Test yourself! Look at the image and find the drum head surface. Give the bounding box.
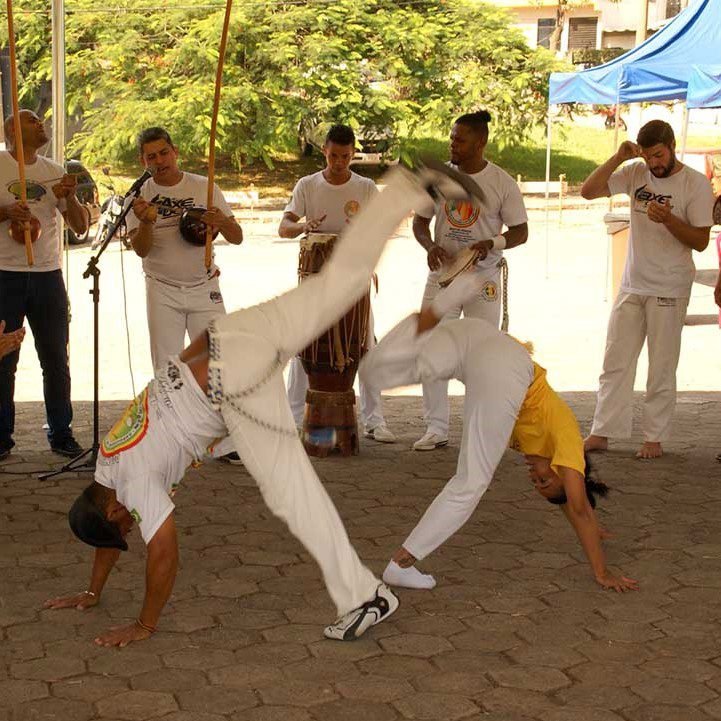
[179,207,219,246]
[438,247,481,287]
[300,232,338,249]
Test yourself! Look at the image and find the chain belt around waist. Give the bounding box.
[146,269,220,290]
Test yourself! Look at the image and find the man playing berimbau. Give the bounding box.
[43,162,477,646]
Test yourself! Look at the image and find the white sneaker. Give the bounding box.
[364,423,396,443]
[324,583,399,641]
[413,431,448,451]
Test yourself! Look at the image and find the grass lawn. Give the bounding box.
[96,121,721,198]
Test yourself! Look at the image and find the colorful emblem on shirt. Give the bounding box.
[344,200,360,219]
[7,180,47,202]
[481,280,498,302]
[100,388,150,457]
[130,509,143,524]
[444,199,481,228]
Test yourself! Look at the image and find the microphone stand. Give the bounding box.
[40,181,149,480]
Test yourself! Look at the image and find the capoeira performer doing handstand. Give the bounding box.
[360,275,638,593]
[43,163,479,647]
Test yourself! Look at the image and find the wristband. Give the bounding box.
[136,618,156,634]
[490,234,506,250]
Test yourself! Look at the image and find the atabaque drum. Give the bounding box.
[298,232,371,457]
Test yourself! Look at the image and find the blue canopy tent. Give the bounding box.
[540,0,721,273]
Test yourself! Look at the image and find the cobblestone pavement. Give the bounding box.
[2,389,721,721]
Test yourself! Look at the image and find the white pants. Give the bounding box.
[590,291,688,443]
[146,274,226,369]
[419,265,502,436]
[404,324,532,560]
[209,168,428,615]
[287,307,386,428]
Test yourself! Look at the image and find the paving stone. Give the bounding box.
[234,642,309,667]
[52,674,130,701]
[413,670,492,698]
[209,663,282,688]
[10,654,85,680]
[539,710,625,721]
[394,691,478,720]
[379,633,454,658]
[91,650,162,677]
[625,704,718,721]
[176,684,257,714]
[262,623,324,645]
[233,707,312,721]
[490,666,571,692]
[11,697,94,721]
[162,647,236,670]
[311,699,398,721]
[449,629,521,654]
[0,679,48,705]
[307,639,382,662]
[507,644,586,669]
[155,713,228,721]
[555,683,642,709]
[569,661,650,687]
[479,687,561,717]
[335,676,414,702]
[258,679,338,707]
[356,654,435,680]
[96,690,178,720]
[706,698,721,719]
[630,678,717,706]
[131,668,209,692]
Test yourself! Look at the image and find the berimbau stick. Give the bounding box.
[205,0,233,270]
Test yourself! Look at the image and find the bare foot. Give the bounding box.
[636,441,662,459]
[584,434,608,453]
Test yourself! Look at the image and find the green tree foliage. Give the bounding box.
[2,0,562,167]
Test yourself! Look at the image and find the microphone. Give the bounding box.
[127,167,155,196]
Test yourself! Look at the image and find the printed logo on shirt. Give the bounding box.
[344,200,360,219]
[444,199,481,229]
[632,184,672,214]
[481,280,498,302]
[7,180,47,202]
[150,194,195,220]
[657,296,677,307]
[209,290,223,304]
[130,509,142,524]
[166,361,184,390]
[101,389,150,457]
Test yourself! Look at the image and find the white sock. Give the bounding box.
[382,560,436,590]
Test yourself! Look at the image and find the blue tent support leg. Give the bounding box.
[544,106,552,279]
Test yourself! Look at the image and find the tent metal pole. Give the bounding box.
[680,103,689,160]
[544,106,552,279]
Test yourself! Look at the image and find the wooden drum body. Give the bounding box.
[297,233,370,457]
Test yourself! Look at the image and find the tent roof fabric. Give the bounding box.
[548,0,721,106]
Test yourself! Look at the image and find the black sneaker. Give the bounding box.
[219,451,243,465]
[50,437,84,458]
[323,583,400,641]
[0,447,10,462]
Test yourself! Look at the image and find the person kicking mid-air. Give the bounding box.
[43,162,481,647]
[359,274,638,594]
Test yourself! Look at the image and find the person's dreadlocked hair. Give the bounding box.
[546,453,610,509]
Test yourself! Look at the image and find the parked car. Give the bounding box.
[65,159,101,245]
[298,119,398,166]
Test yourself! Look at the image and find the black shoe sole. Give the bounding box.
[51,448,83,458]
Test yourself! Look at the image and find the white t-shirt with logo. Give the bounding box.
[0,152,67,272]
[284,171,378,234]
[95,356,228,544]
[126,172,233,285]
[609,162,715,297]
[417,161,528,271]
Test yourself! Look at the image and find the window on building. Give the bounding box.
[537,18,555,49]
[666,0,681,18]
[568,17,598,49]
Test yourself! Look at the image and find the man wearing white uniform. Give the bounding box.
[360,275,638,594]
[44,162,476,647]
[279,124,395,443]
[412,110,528,451]
[582,120,714,459]
[127,126,243,369]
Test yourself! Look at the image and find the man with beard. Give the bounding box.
[582,120,714,459]
[411,110,528,451]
